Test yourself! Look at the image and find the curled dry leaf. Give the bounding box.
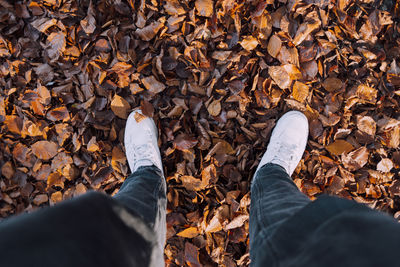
[1,161,14,179]
[177,227,200,238]
[164,0,186,15]
[341,147,369,171]
[293,15,321,45]
[46,32,66,61]
[184,242,201,267]
[31,141,58,160]
[326,140,354,156]
[33,194,48,205]
[377,158,393,173]
[174,133,198,151]
[268,66,291,89]
[239,36,259,51]
[111,95,130,119]
[195,0,213,17]
[46,106,69,121]
[322,77,343,92]
[136,21,164,41]
[142,76,166,94]
[292,81,309,103]
[357,84,378,102]
[31,17,57,33]
[267,34,282,58]
[207,99,222,116]
[357,116,376,136]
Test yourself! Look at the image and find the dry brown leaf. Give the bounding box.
[31,141,58,160]
[46,106,69,121]
[136,21,164,41]
[46,32,66,61]
[50,191,63,205]
[225,214,248,230]
[322,77,343,92]
[357,116,376,136]
[177,227,200,238]
[268,66,291,89]
[292,81,309,103]
[142,76,166,94]
[267,34,282,58]
[206,212,223,233]
[240,36,259,51]
[80,1,96,34]
[164,0,186,15]
[180,175,204,191]
[4,115,23,135]
[1,162,14,179]
[87,136,100,152]
[174,133,198,151]
[357,84,377,102]
[31,18,57,33]
[33,194,48,205]
[342,147,369,171]
[111,95,130,119]
[326,140,354,156]
[293,16,321,45]
[377,158,393,173]
[195,0,213,17]
[208,99,221,116]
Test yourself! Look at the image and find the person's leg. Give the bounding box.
[113,165,167,248]
[250,163,310,254]
[114,109,167,248]
[250,111,310,265]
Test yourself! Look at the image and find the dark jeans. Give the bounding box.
[0,166,166,267]
[1,163,400,267]
[250,164,400,267]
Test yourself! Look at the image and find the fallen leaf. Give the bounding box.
[136,21,164,41]
[195,0,213,17]
[207,99,221,116]
[1,162,15,179]
[292,81,309,103]
[33,194,48,205]
[31,18,57,33]
[377,158,393,173]
[142,76,166,94]
[31,141,58,160]
[225,214,248,230]
[174,133,198,151]
[267,34,282,58]
[342,147,369,171]
[185,242,201,267]
[326,140,354,156]
[111,95,130,119]
[269,66,291,89]
[46,32,66,61]
[357,84,377,102]
[46,106,69,121]
[164,0,186,15]
[177,227,200,238]
[322,77,343,92]
[240,36,259,51]
[357,116,376,136]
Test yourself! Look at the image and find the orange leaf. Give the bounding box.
[177,227,200,238]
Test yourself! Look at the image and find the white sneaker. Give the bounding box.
[255,111,309,176]
[124,109,163,174]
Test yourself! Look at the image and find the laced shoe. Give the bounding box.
[255,111,309,176]
[124,109,163,174]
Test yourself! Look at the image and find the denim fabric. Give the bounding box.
[0,165,166,267]
[113,165,167,252]
[250,163,310,265]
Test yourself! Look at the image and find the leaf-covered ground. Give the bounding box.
[1,0,400,266]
